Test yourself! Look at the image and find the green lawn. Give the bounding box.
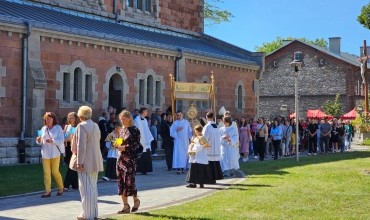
[0,161,105,197]
[109,152,370,220]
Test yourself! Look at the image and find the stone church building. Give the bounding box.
[0,0,264,164]
[258,37,365,120]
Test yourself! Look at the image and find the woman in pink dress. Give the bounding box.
[239,116,250,162]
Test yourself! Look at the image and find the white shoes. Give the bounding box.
[314,153,317,156]
[242,157,249,162]
[253,156,258,159]
[308,153,311,156]
[102,177,109,181]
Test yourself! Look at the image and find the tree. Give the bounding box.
[254,36,328,54]
[321,94,343,118]
[357,3,370,30]
[204,0,234,26]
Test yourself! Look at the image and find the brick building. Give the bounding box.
[258,37,366,120]
[0,0,264,164]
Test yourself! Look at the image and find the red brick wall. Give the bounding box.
[40,37,175,122]
[160,0,203,32]
[0,32,22,137]
[186,61,256,119]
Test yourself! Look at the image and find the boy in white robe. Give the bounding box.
[134,107,154,174]
[202,112,223,183]
[219,116,240,177]
[170,110,192,174]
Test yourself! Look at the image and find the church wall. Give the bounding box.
[185,60,256,119]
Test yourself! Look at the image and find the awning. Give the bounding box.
[306,110,333,120]
[340,108,357,120]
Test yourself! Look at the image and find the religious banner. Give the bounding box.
[173,82,211,100]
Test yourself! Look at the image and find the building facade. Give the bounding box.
[258,38,365,120]
[0,0,264,164]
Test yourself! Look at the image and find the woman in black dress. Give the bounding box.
[331,122,339,153]
[116,110,142,214]
[63,112,79,191]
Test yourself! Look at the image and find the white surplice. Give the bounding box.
[134,116,154,149]
[219,126,240,171]
[170,119,192,168]
[188,137,208,165]
[202,121,221,162]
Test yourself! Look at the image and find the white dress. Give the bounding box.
[219,126,240,171]
[170,119,192,168]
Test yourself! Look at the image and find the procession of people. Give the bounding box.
[35,103,355,220]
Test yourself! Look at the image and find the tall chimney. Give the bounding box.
[329,37,341,55]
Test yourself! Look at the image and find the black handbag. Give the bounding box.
[135,144,144,159]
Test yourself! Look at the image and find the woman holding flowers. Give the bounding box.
[116,110,142,214]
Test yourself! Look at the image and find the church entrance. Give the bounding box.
[108,73,123,113]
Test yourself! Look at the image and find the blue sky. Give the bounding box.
[205,0,370,56]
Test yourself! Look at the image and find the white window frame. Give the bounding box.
[294,51,303,61]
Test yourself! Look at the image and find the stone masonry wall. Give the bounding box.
[159,0,204,32]
[259,41,356,119]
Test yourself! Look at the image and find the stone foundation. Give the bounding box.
[0,137,41,165]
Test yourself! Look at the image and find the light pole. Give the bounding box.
[290,60,302,162]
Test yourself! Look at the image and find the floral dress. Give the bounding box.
[117,126,141,196]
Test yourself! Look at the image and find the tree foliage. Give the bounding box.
[357,3,370,30]
[254,36,328,54]
[321,94,343,118]
[204,0,234,26]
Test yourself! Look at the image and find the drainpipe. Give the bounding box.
[19,21,32,163]
[174,48,183,111]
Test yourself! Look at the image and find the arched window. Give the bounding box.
[237,85,242,110]
[147,75,154,105]
[73,68,82,102]
[139,79,144,105]
[63,72,70,102]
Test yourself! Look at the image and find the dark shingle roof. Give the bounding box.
[0,0,261,66]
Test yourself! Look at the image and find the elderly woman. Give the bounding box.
[71,106,103,220]
[116,110,142,214]
[36,112,65,198]
[63,112,79,191]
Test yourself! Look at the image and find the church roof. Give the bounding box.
[268,40,368,68]
[0,0,262,66]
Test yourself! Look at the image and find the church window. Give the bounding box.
[237,85,242,110]
[73,68,82,102]
[139,79,144,105]
[147,75,154,105]
[63,72,70,102]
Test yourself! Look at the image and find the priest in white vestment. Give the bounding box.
[170,110,192,174]
[219,116,240,177]
[134,107,154,174]
[202,112,223,183]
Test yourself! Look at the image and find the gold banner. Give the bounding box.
[174,82,211,93]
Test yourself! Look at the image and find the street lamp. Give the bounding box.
[290,60,302,162]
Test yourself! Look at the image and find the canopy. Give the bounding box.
[340,108,356,120]
[306,110,333,120]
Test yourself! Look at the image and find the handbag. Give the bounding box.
[69,124,95,171]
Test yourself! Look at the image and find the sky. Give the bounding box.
[205,0,370,56]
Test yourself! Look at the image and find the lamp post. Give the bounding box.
[290,60,302,162]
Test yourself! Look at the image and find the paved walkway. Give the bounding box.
[0,143,367,220]
[0,160,244,220]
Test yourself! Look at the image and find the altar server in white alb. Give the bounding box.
[170,110,192,174]
[186,125,210,188]
[134,107,154,174]
[219,116,240,177]
[202,112,223,184]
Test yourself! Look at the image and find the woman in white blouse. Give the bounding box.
[36,112,65,198]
